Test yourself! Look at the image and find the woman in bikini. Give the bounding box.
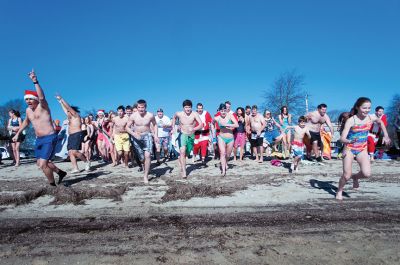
[8,110,23,167]
[233,107,246,161]
[82,116,94,162]
[278,106,292,157]
[336,97,390,200]
[214,103,239,176]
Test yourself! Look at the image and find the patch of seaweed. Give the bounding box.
[161,183,245,203]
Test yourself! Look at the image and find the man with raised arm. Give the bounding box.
[125,99,158,184]
[56,94,90,173]
[12,70,67,186]
[171,100,203,178]
[306,103,334,162]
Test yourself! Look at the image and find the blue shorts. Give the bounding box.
[35,133,58,160]
[264,130,280,144]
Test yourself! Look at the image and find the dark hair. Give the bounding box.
[298,116,307,123]
[71,106,80,113]
[132,103,138,109]
[137,99,147,107]
[126,105,132,110]
[117,105,125,112]
[375,106,384,112]
[182,99,192,107]
[245,105,251,110]
[338,112,351,133]
[225,101,231,105]
[350,97,371,116]
[218,103,227,111]
[252,105,258,110]
[280,106,288,115]
[317,103,327,109]
[197,103,203,108]
[9,109,21,117]
[236,107,245,119]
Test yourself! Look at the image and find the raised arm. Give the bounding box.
[28,69,49,110]
[56,95,78,117]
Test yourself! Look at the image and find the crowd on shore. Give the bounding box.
[5,70,400,200]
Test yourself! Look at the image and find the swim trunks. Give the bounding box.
[177,133,194,156]
[292,140,305,158]
[250,132,263,148]
[309,131,323,148]
[114,133,131,152]
[264,130,280,145]
[234,132,246,148]
[67,131,84,151]
[35,133,58,160]
[131,133,153,162]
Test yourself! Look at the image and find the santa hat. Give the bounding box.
[24,90,39,101]
[97,109,105,115]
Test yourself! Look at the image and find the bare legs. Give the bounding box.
[117,151,129,167]
[218,138,234,176]
[11,142,20,166]
[68,149,88,172]
[336,150,371,200]
[178,147,187,178]
[143,151,151,183]
[37,159,65,185]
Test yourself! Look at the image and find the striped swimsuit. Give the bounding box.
[345,116,372,156]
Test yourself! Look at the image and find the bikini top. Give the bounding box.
[218,118,233,129]
[281,115,289,126]
[10,118,19,127]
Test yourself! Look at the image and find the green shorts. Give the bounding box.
[177,133,194,156]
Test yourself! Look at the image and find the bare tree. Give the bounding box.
[262,70,307,117]
[386,94,400,141]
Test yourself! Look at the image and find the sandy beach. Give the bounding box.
[1,157,400,264]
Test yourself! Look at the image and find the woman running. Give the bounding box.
[214,104,238,176]
[336,97,390,200]
[233,107,246,161]
[278,106,292,157]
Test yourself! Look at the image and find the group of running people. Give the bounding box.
[8,70,393,200]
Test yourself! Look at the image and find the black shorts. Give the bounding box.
[10,133,25,143]
[67,131,84,151]
[250,137,263,148]
[309,131,323,148]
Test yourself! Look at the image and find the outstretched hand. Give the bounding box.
[28,69,38,82]
[55,93,62,101]
[382,136,391,147]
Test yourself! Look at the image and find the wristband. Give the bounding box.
[33,81,39,84]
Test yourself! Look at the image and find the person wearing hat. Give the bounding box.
[154,108,172,164]
[12,70,66,186]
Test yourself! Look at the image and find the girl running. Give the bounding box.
[336,97,390,200]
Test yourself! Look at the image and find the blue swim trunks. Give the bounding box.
[35,133,58,160]
[264,130,280,145]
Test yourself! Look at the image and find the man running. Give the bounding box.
[155,108,172,164]
[110,105,131,167]
[126,99,158,184]
[171,100,203,178]
[56,95,90,173]
[306,103,334,162]
[194,103,213,165]
[12,70,66,186]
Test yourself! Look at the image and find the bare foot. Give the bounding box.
[181,170,187,179]
[143,177,149,184]
[335,192,343,200]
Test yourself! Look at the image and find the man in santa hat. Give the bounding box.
[12,70,67,186]
[368,106,388,161]
[194,103,212,165]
